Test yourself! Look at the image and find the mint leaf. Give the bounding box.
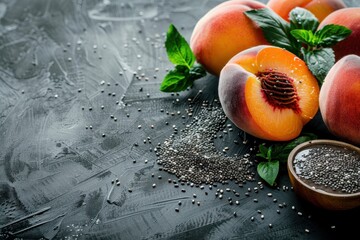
[276,133,317,162]
[160,64,206,92]
[189,64,206,80]
[315,24,352,47]
[257,161,279,186]
[291,29,318,47]
[245,8,300,55]
[160,65,191,92]
[165,24,195,68]
[289,7,319,32]
[256,133,316,185]
[256,144,269,158]
[161,24,206,92]
[301,47,335,84]
[256,133,317,163]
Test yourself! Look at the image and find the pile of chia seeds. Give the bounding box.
[156,101,255,184]
[293,145,360,194]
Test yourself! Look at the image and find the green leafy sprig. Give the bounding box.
[256,133,318,186]
[245,7,352,85]
[160,24,206,92]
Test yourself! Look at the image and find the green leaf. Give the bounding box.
[257,161,279,186]
[165,24,195,68]
[315,24,352,48]
[161,24,206,93]
[291,29,318,47]
[160,65,191,92]
[269,145,285,160]
[276,133,317,162]
[289,7,319,32]
[257,144,268,158]
[301,47,335,85]
[256,133,317,164]
[189,64,207,80]
[266,145,273,161]
[245,8,300,55]
[160,64,206,92]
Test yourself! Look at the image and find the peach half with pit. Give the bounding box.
[190,0,269,76]
[218,45,320,141]
[319,55,360,146]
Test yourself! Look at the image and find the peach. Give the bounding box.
[319,55,360,146]
[267,0,346,22]
[318,8,360,61]
[218,45,320,141]
[190,0,269,76]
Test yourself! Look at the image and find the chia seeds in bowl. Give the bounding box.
[287,139,360,210]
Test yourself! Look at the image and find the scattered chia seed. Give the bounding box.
[293,144,360,194]
[156,103,255,185]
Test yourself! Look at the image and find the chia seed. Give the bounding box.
[156,103,255,185]
[293,144,360,194]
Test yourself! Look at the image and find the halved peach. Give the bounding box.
[218,45,320,141]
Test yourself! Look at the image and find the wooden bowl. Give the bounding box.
[287,139,360,211]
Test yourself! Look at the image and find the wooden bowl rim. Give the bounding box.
[287,139,360,198]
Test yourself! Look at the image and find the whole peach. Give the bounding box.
[219,45,319,141]
[319,7,360,61]
[190,0,269,76]
[267,0,346,22]
[319,55,360,146]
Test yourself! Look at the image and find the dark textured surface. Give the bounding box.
[0,0,359,239]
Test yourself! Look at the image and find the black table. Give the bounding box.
[0,0,359,239]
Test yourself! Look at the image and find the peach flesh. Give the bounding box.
[219,45,319,141]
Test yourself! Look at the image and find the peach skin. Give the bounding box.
[319,55,360,146]
[218,45,320,141]
[190,0,269,76]
[319,7,360,61]
[267,0,346,22]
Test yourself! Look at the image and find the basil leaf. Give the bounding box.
[165,24,195,68]
[291,29,318,47]
[289,7,319,32]
[315,24,352,48]
[301,47,335,85]
[245,8,300,55]
[257,161,279,186]
[160,65,192,92]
